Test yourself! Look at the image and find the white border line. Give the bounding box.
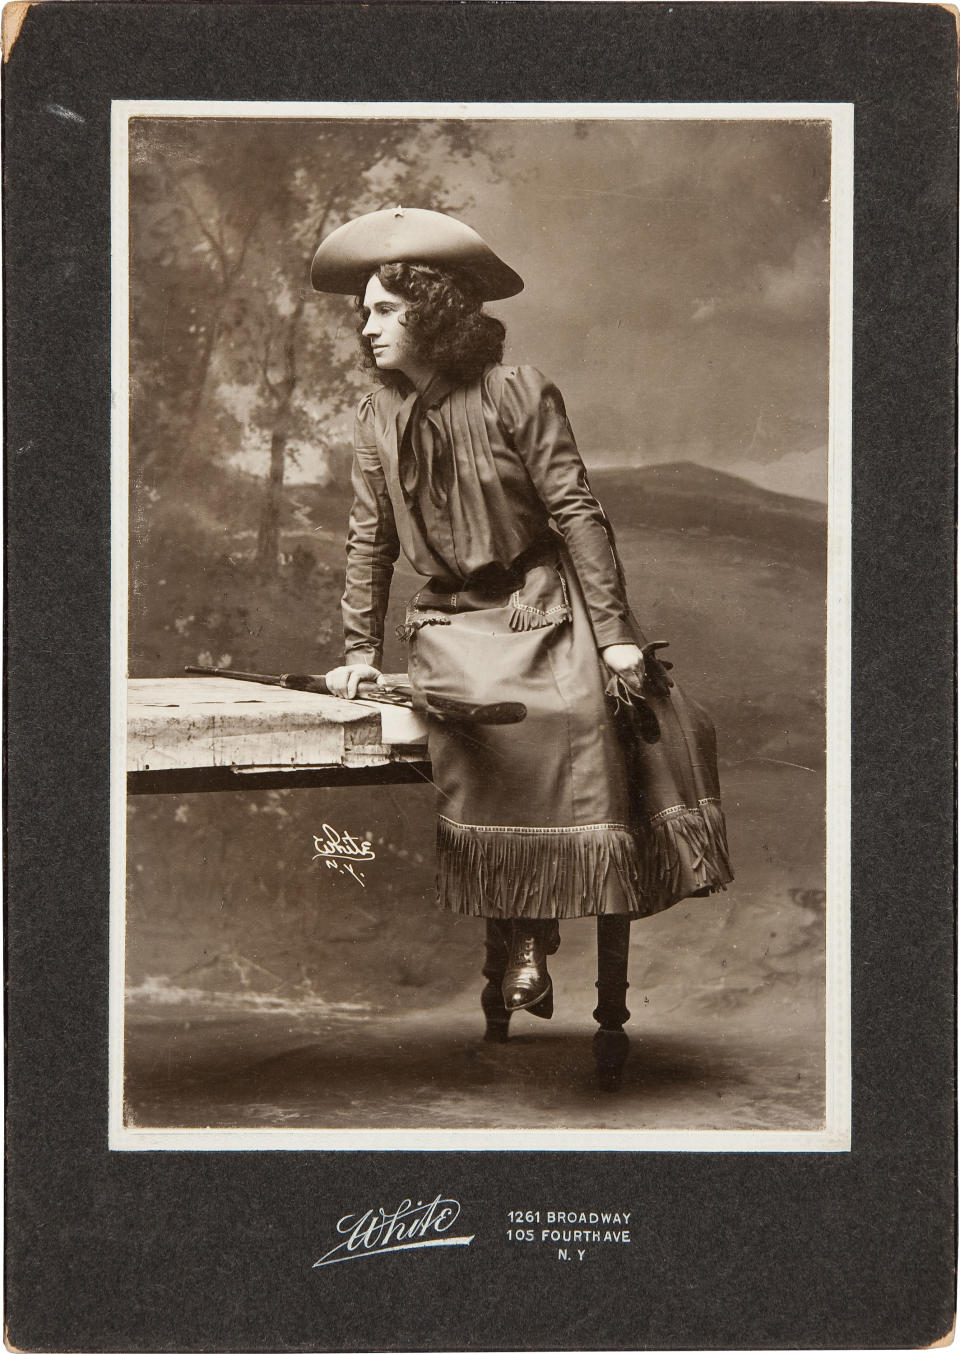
[824,105,854,1159]
[115,1127,851,1152]
[112,99,844,120]
[109,100,853,1153]
[109,99,132,1151]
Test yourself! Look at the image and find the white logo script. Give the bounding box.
[312,823,375,888]
[313,1196,474,1268]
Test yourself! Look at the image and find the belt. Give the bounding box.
[428,535,558,597]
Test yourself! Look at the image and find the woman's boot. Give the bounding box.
[502,919,560,1018]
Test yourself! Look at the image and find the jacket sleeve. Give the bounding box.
[340,397,401,668]
[499,366,635,650]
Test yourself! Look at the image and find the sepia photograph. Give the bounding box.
[113,103,850,1149]
[6,4,956,1348]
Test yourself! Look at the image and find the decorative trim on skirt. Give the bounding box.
[637,797,733,909]
[437,799,732,920]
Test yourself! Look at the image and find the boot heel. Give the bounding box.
[526,983,553,1020]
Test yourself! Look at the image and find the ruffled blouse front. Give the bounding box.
[342,363,633,666]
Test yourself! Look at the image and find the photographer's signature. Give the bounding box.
[312,823,375,887]
[313,1196,473,1268]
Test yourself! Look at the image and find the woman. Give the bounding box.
[313,207,731,1019]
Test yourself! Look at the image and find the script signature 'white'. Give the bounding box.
[312,823,375,888]
[313,1196,474,1268]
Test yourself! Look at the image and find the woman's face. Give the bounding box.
[361,275,422,379]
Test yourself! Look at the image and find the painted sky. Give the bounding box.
[421,117,832,500]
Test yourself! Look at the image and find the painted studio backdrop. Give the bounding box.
[123,114,831,1134]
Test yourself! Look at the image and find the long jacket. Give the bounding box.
[342,363,635,667]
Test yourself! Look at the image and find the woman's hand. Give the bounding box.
[601,643,645,693]
[324,663,382,699]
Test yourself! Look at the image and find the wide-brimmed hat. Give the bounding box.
[310,206,524,300]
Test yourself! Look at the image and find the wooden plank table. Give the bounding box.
[126,677,430,794]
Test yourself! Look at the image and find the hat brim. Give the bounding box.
[310,208,524,301]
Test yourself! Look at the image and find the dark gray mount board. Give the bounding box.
[4,3,956,1350]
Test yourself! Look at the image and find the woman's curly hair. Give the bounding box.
[356,262,506,385]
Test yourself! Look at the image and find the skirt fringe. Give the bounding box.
[437,800,732,920]
[636,798,733,906]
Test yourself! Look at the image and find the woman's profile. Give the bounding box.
[313,206,732,1029]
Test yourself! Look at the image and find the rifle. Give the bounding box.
[184,666,526,726]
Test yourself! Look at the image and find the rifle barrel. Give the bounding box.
[183,667,525,725]
[185,665,287,687]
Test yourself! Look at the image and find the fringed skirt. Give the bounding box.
[405,540,732,920]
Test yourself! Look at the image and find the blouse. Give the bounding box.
[341,363,634,667]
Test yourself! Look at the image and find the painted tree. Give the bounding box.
[129,117,498,578]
